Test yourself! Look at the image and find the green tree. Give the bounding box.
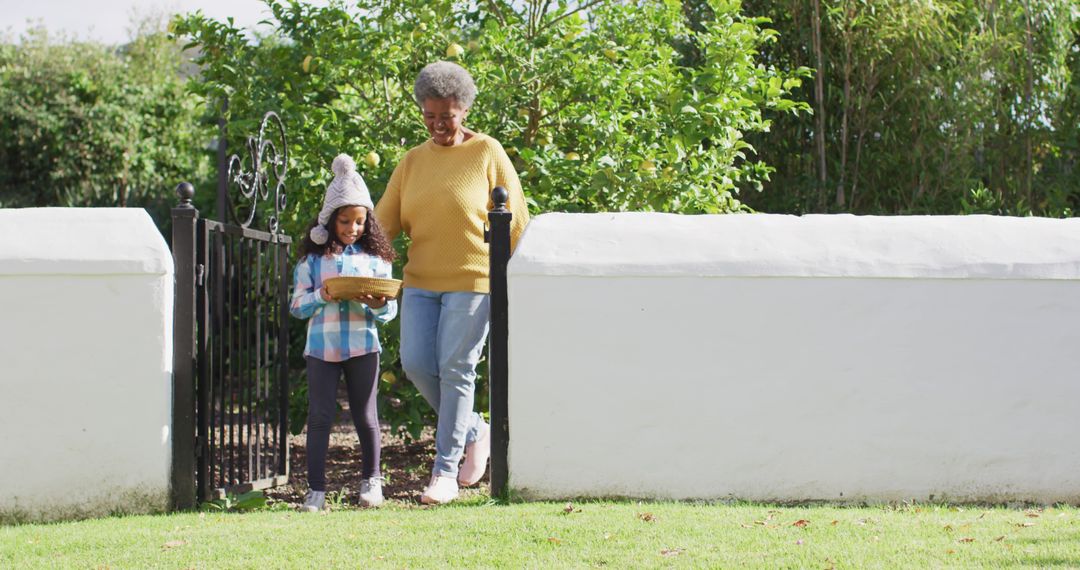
[741,0,1079,216]
[0,26,213,223]
[172,0,808,438]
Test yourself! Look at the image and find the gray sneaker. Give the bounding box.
[359,477,384,508]
[302,490,326,512]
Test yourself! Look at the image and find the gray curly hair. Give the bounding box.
[413,61,477,109]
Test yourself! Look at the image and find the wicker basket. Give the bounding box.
[324,276,402,300]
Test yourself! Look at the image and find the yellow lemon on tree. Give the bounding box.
[302,55,313,73]
[564,151,581,161]
[446,43,465,58]
[363,151,380,168]
[603,48,618,61]
[639,159,657,174]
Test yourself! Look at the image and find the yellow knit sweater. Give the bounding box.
[374,133,530,293]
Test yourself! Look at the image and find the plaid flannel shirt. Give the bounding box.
[289,245,397,362]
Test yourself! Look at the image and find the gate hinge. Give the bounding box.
[196,263,205,287]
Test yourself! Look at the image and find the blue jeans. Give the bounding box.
[400,287,490,477]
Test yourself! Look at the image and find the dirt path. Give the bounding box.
[263,391,490,507]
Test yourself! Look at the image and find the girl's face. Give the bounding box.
[421,97,468,146]
[334,206,367,246]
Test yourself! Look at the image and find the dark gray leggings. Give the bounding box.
[305,353,381,491]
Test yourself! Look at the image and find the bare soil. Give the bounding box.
[263,387,489,508]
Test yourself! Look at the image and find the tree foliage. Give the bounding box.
[173,0,807,217]
[741,0,1080,215]
[172,0,807,438]
[0,27,213,221]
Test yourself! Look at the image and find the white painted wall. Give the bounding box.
[507,213,1080,503]
[0,208,174,522]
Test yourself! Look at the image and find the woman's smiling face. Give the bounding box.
[421,97,468,146]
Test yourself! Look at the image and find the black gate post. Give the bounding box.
[487,186,512,499]
[171,182,199,510]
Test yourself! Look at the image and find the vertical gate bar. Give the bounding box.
[247,235,255,483]
[236,236,246,487]
[265,243,272,480]
[267,241,275,479]
[273,239,283,478]
[212,228,224,493]
[195,220,211,503]
[278,239,290,479]
[254,239,262,481]
[239,233,247,487]
[220,231,228,491]
[245,234,254,484]
[271,239,279,479]
[255,237,264,481]
[228,232,238,489]
[170,182,198,510]
[221,230,232,491]
[486,186,512,499]
[249,238,258,479]
[271,242,279,479]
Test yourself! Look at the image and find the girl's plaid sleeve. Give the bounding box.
[289,255,327,320]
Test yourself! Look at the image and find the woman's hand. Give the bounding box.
[357,295,388,309]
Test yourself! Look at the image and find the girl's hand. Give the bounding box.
[320,284,337,302]
[358,295,387,309]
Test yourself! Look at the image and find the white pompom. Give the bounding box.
[331,154,356,177]
[310,225,329,245]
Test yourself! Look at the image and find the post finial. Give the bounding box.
[491,186,509,212]
[175,182,195,209]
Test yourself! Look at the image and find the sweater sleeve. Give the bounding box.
[375,156,405,241]
[487,139,531,254]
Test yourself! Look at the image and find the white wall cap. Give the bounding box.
[509,212,1080,279]
[0,208,173,276]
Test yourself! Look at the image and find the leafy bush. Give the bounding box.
[0,26,214,224]
[741,0,1079,215]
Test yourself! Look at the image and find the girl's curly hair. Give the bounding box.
[298,206,396,263]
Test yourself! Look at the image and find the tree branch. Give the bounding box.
[538,0,607,35]
[538,97,578,129]
[485,0,507,27]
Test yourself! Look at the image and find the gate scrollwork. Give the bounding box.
[227,111,288,234]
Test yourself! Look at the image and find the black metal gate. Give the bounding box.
[171,112,291,508]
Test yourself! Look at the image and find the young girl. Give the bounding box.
[289,154,397,511]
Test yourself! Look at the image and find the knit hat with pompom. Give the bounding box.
[309,154,374,245]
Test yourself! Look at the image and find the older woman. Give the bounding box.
[375,61,530,504]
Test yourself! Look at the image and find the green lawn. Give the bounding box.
[2,497,1078,568]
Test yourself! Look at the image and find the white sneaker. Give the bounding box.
[420,475,459,505]
[359,477,384,508]
[458,424,491,487]
[302,490,326,512]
